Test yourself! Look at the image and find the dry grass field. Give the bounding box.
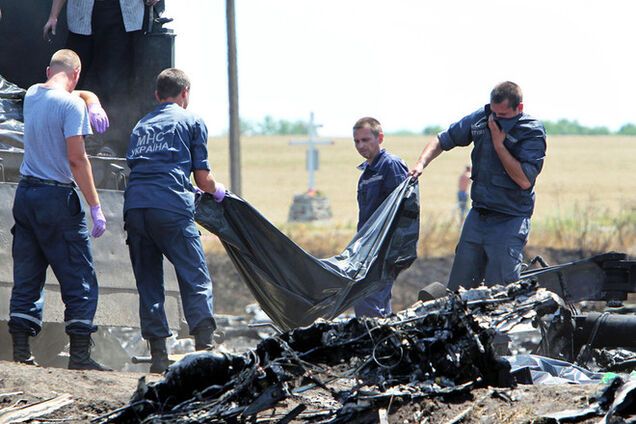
[203,134,636,257]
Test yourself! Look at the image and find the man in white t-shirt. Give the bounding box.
[9,49,110,371]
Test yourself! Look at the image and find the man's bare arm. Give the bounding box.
[67,135,100,206]
[74,90,100,106]
[193,169,219,193]
[43,0,67,39]
[409,137,444,177]
[74,90,110,133]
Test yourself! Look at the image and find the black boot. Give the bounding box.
[11,332,38,365]
[193,326,215,351]
[148,338,170,374]
[68,334,112,371]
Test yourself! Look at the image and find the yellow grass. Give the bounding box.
[203,135,636,256]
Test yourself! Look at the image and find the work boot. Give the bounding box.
[148,338,170,374]
[193,326,215,351]
[68,334,112,371]
[11,332,38,365]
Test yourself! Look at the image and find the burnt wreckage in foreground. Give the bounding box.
[96,253,636,423]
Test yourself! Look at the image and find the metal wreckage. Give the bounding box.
[92,187,636,423]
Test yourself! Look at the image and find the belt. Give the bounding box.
[21,175,76,188]
[474,207,497,216]
[474,207,516,218]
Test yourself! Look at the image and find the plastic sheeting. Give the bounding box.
[0,74,25,148]
[0,119,24,149]
[505,354,604,384]
[195,178,420,330]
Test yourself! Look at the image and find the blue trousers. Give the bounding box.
[447,208,530,290]
[353,280,394,318]
[124,208,215,340]
[9,181,98,336]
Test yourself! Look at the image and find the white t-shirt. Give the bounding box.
[20,85,92,184]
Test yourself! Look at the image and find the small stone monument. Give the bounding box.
[288,112,333,222]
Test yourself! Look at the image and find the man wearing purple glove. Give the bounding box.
[8,49,110,371]
[87,102,109,134]
[124,68,226,373]
[73,90,110,134]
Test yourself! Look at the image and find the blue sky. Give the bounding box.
[166,1,636,136]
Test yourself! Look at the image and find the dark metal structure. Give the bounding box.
[522,252,636,307]
[0,0,185,366]
[0,0,175,158]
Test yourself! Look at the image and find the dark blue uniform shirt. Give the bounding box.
[124,103,210,217]
[438,105,546,217]
[357,149,408,231]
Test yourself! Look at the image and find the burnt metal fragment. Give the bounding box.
[96,291,514,423]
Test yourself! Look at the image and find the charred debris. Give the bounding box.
[96,252,636,423]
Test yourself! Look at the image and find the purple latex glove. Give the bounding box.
[212,183,226,203]
[88,103,109,133]
[90,204,107,238]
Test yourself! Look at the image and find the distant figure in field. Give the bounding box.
[409,81,546,290]
[352,117,408,317]
[457,165,471,224]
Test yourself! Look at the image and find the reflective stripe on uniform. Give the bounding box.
[65,319,94,327]
[10,313,43,327]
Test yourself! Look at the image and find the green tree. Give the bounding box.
[386,129,417,136]
[239,118,255,135]
[257,115,278,135]
[543,119,610,135]
[618,123,636,135]
[250,115,309,135]
[422,125,443,135]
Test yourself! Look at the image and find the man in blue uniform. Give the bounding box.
[410,81,546,290]
[353,117,408,317]
[124,68,226,373]
[9,49,110,370]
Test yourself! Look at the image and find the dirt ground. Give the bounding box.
[0,360,604,423]
[0,361,160,422]
[0,249,612,423]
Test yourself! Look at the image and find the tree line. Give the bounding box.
[241,116,309,136]
[239,116,636,136]
[423,120,636,136]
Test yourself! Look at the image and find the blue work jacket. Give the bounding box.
[124,102,210,218]
[357,149,408,230]
[438,105,546,217]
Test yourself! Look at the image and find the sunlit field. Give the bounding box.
[203,135,636,257]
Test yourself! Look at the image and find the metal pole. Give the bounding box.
[307,112,316,191]
[226,0,241,195]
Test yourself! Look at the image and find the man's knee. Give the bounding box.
[483,219,529,285]
[448,239,486,290]
[484,245,524,285]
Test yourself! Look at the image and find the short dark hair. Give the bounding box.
[156,68,190,100]
[353,117,383,138]
[50,49,81,73]
[490,81,523,109]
